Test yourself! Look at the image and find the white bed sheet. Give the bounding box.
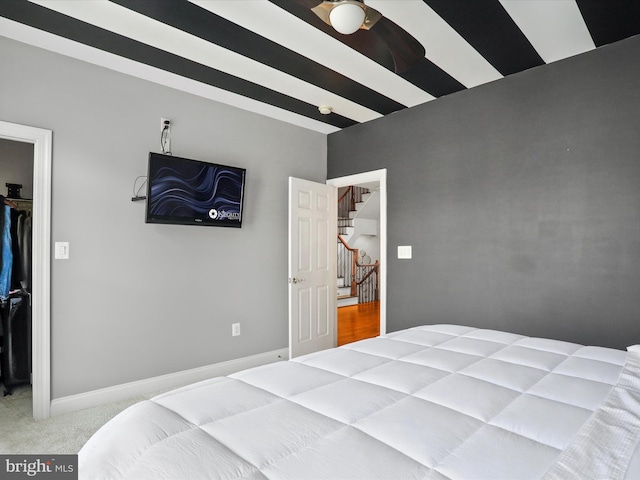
[79,325,640,479]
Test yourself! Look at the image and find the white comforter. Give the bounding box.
[79,325,640,479]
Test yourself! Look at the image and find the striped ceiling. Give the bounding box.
[1,0,639,134]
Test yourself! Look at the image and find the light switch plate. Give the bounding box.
[397,245,412,259]
[232,323,241,336]
[55,242,70,259]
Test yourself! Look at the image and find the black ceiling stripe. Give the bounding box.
[268,0,463,98]
[0,0,356,129]
[423,0,544,77]
[576,0,640,48]
[110,0,405,115]
[401,59,465,98]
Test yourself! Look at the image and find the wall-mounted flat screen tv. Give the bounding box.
[146,152,246,227]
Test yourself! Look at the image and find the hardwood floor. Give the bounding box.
[337,301,380,346]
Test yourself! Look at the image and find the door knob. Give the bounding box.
[289,277,306,284]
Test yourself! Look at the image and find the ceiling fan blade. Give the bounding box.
[369,16,426,73]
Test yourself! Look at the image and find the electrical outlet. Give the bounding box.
[160,117,171,153]
[232,323,241,337]
[160,117,171,136]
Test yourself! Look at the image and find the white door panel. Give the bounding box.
[289,177,337,358]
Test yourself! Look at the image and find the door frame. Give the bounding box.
[0,120,52,420]
[327,169,387,336]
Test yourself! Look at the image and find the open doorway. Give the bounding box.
[0,121,52,420]
[0,138,34,404]
[327,169,387,345]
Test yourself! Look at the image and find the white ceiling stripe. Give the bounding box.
[189,0,434,107]
[499,0,595,63]
[367,0,503,88]
[0,17,340,134]
[27,0,381,124]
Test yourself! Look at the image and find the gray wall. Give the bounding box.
[0,37,326,399]
[328,36,640,349]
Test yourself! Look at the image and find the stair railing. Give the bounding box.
[337,186,369,234]
[337,234,358,297]
[337,234,379,303]
[356,260,379,303]
[338,186,354,218]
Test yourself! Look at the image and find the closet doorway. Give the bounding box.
[0,121,52,420]
[1,138,33,405]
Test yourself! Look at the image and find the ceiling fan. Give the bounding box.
[310,0,382,35]
[279,0,425,74]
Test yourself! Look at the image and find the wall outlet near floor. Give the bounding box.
[232,323,241,337]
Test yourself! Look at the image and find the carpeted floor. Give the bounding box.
[0,384,149,454]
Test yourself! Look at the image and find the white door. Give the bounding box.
[288,177,337,358]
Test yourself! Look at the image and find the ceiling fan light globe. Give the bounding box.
[329,3,366,35]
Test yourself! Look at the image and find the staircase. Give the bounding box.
[338,186,373,240]
[337,186,379,307]
[337,275,358,307]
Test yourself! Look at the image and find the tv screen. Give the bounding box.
[146,152,246,227]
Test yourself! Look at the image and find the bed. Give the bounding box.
[78,324,640,479]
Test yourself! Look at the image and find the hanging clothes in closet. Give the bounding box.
[0,194,32,395]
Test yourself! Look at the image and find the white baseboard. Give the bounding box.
[50,348,289,417]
